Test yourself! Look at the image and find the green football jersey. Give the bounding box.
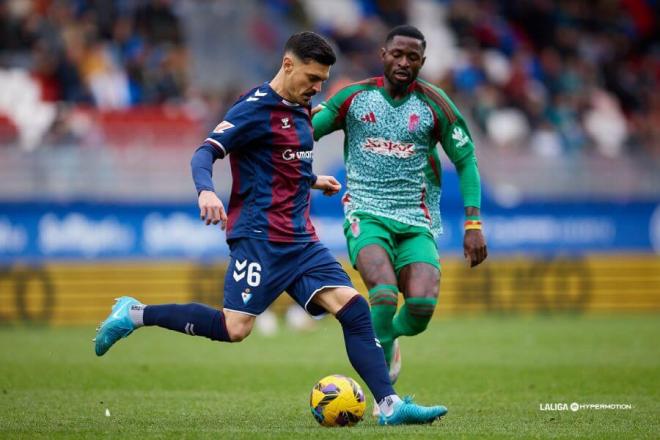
[313,76,479,236]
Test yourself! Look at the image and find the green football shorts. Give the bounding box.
[343,212,440,274]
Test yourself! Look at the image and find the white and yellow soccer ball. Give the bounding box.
[310,374,366,427]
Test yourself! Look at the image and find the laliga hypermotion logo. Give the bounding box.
[282,149,313,161]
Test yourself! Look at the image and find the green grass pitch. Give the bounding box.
[0,314,658,439]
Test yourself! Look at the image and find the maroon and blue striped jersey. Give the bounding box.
[201,83,318,243]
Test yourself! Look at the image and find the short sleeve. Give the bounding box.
[204,100,262,158]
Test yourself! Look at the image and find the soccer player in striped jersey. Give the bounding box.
[94,31,446,425]
[312,25,488,415]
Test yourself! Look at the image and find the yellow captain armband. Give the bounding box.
[464,220,482,231]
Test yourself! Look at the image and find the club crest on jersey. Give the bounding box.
[408,114,420,131]
[213,121,234,134]
[350,217,360,238]
[242,289,252,304]
[281,118,291,129]
[362,137,415,158]
[452,126,469,148]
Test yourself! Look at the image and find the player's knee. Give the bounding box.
[404,276,440,299]
[333,288,364,316]
[227,322,252,342]
[335,292,371,326]
[400,263,440,298]
[224,315,254,342]
[406,285,439,299]
[315,287,362,316]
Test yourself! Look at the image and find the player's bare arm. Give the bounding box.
[312,175,341,196]
[464,206,487,267]
[198,190,227,229]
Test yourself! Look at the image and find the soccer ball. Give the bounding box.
[309,375,366,427]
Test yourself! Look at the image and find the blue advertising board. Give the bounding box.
[1,197,658,261]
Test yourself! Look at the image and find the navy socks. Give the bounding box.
[143,303,231,342]
[335,295,395,402]
[140,297,396,402]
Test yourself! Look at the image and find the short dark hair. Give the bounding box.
[386,25,426,50]
[284,31,336,65]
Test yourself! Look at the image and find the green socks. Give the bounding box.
[369,286,439,365]
[392,297,437,338]
[368,284,398,366]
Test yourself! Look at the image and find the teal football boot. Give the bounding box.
[378,396,447,425]
[94,296,140,356]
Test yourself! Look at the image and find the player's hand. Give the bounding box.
[312,175,341,196]
[198,190,227,230]
[464,229,487,267]
[311,104,324,116]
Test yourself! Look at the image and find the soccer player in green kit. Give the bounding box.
[312,25,487,415]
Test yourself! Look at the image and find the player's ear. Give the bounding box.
[282,54,294,74]
[421,55,426,67]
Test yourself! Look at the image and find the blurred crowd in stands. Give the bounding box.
[309,0,659,157]
[0,0,658,157]
[0,0,186,106]
[444,0,658,157]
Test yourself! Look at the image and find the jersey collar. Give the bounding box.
[377,76,417,108]
[266,82,301,107]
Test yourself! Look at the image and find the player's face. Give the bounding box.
[381,36,425,88]
[284,55,330,106]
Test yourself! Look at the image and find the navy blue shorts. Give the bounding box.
[223,238,353,317]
